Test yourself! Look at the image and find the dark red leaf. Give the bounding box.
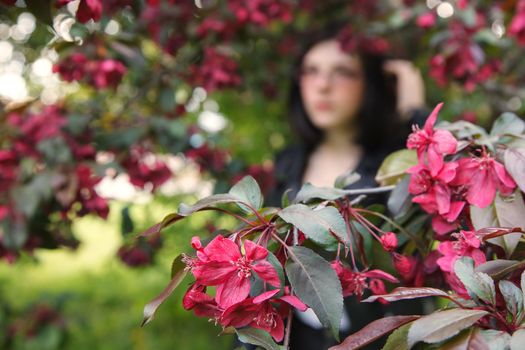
[141,254,187,326]
[328,315,420,350]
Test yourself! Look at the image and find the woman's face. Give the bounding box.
[299,39,364,131]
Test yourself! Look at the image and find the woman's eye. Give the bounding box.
[334,67,361,79]
[300,67,318,76]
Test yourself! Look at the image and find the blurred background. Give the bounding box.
[1,0,525,348]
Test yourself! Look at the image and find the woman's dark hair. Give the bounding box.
[288,24,402,152]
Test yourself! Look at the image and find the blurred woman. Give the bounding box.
[266,24,428,349]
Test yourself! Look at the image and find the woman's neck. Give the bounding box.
[319,127,359,154]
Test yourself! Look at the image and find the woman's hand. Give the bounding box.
[383,59,426,120]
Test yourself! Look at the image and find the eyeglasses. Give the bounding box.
[298,65,363,84]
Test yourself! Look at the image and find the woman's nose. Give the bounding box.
[315,73,332,91]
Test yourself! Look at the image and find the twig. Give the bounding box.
[283,304,294,349]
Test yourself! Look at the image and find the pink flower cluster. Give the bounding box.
[118,232,163,267]
[56,0,102,23]
[429,20,500,91]
[185,143,229,174]
[0,107,106,261]
[227,0,292,27]
[53,53,127,89]
[407,103,516,235]
[331,260,398,302]
[121,146,172,191]
[509,0,525,45]
[186,48,241,92]
[337,26,390,55]
[140,0,194,56]
[183,236,307,342]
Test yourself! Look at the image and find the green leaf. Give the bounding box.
[1,218,28,250]
[328,316,419,350]
[479,330,511,350]
[120,207,134,236]
[493,191,525,257]
[381,323,411,350]
[235,328,285,350]
[454,257,496,305]
[278,204,347,246]
[490,112,525,137]
[26,0,53,26]
[470,204,497,232]
[281,188,292,208]
[443,120,488,140]
[334,171,361,189]
[475,260,523,280]
[521,270,525,304]
[294,183,353,203]
[471,191,525,257]
[504,148,525,193]
[387,176,412,218]
[375,149,417,186]
[407,309,489,348]
[178,193,247,216]
[229,175,263,213]
[285,246,343,340]
[142,254,187,326]
[499,280,523,319]
[440,328,489,350]
[510,329,525,350]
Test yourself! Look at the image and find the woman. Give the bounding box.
[266,25,428,349]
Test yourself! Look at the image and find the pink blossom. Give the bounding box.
[76,0,102,23]
[417,12,436,29]
[227,0,292,27]
[122,147,171,190]
[90,59,127,89]
[407,103,457,176]
[53,53,89,82]
[186,48,241,92]
[509,1,525,45]
[392,253,415,278]
[191,236,280,308]
[453,151,516,208]
[380,232,397,252]
[437,230,486,273]
[331,261,398,298]
[220,289,306,342]
[183,283,222,319]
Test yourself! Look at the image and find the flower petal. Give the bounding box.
[364,269,399,283]
[204,235,241,262]
[253,289,280,304]
[269,314,285,342]
[427,146,445,177]
[279,295,308,312]
[434,183,451,215]
[433,129,457,155]
[216,272,251,309]
[221,299,259,328]
[432,215,457,235]
[192,261,236,285]
[244,239,268,261]
[493,160,516,189]
[423,102,444,133]
[253,260,280,287]
[467,170,495,208]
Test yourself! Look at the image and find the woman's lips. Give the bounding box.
[314,102,334,111]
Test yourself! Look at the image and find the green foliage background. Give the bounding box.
[0,197,236,349]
